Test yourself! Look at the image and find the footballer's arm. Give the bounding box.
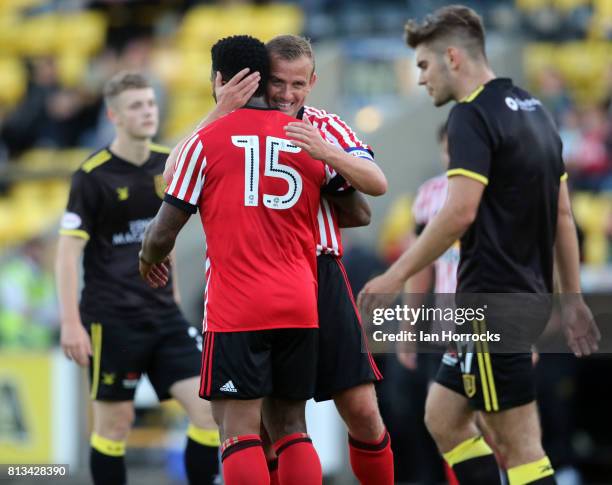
[140,202,191,287]
[56,235,91,366]
[325,191,371,228]
[284,119,387,196]
[554,180,600,356]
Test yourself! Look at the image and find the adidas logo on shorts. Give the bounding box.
[220,380,238,393]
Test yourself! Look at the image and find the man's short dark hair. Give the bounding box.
[404,5,486,60]
[103,71,151,105]
[211,35,269,97]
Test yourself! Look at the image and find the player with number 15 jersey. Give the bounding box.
[167,107,326,335]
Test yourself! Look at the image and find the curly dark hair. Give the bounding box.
[405,5,486,60]
[211,35,270,98]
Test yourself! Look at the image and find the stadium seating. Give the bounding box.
[524,41,612,104]
[156,3,303,140]
[0,57,26,108]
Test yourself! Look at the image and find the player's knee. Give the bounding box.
[423,404,444,441]
[424,401,461,447]
[96,406,135,441]
[268,412,307,439]
[185,403,217,430]
[341,398,383,438]
[494,431,544,467]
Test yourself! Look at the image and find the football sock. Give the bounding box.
[507,456,556,485]
[348,429,394,485]
[268,457,280,485]
[184,424,220,485]
[443,435,501,485]
[221,434,270,485]
[274,432,322,485]
[90,433,126,485]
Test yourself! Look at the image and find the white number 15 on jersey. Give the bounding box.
[232,135,303,210]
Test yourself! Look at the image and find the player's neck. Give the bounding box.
[244,96,269,109]
[454,64,496,102]
[110,134,151,166]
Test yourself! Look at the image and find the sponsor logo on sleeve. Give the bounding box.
[60,212,82,230]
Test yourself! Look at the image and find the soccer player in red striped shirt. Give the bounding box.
[140,35,325,485]
[162,35,393,485]
[266,35,393,485]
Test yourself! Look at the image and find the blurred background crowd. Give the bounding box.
[0,0,611,484]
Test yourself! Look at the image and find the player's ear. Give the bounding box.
[446,47,461,71]
[106,106,118,124]
[309,71,318,89]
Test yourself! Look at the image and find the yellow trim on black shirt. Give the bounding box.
[82,150,111,173]
[460,85,484,103]
[59,229,90,240]
[560,172,568,182]
[149,143,171,154]
[447,168,489,186]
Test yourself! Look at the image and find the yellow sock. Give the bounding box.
[507,456,554,485]
[90,432,126,457]
[187,424,220,447]
[443,435,494,467]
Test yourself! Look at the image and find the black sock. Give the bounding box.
[444,436,501,485]
[185,436,220,485]
[453,454,502,484]
[90,447,126,485]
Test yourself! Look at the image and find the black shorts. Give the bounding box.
[435,347,536,412]
[314,255,383,402]
[199,328,318,401]
[82,311,201,402]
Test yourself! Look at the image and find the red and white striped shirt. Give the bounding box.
[302,106,374,258]
[412,174,459,293]
[166,108,325,332]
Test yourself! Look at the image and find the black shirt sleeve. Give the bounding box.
[59,169,100,240]
[446,103,492,186]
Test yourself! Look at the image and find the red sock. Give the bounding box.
[268,458,280,485]
[273,432,322,485]
[348,429,394,485]
[221,435,270,485]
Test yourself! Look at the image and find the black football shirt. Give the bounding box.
[60,144,178,318]
[446,78,566,293]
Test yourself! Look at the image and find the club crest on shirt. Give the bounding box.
[154,174,166,199]
[116,187,129,201]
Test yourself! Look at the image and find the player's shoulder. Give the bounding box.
[79,147,113,175]
[303,105,346,124]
